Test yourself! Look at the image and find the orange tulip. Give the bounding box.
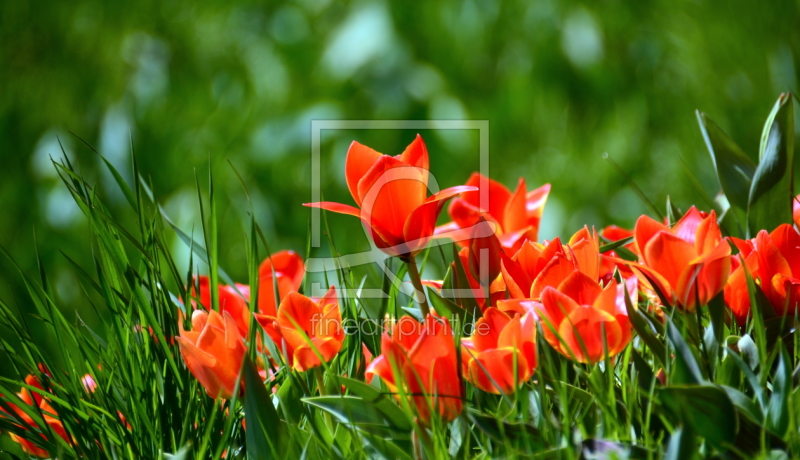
[366,315,463,425]
[461,307,537,394]
[501,227,602,300]
[176,310,246,399]
[435,173,550,253]
[1,374,69,458]
[633,207,731,310]
[535,272,636,364]
[257,250,305,317]
[304,135,476,258]
[724,224,800,323]
[255,287,343,372]
[193,276,251,336]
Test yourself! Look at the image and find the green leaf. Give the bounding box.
[664,426,697,460]
[598,236,633,254]
[748,93,795,235]
[658,385,737,451]
[766,341,790,436]
[696,111,756,212]
[243,357,282,459]
[426,286,467,323]
[467,410,543,450]
[623,288,667,369]
[302,395,410,439]
[335,376,412,431]
[666,320,704,385]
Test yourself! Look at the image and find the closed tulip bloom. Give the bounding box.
[304,135,476,258]
[366,315,463,425]
[176,310,246,399]
[435,173,550,253]
[633,207,731,311]
[1,374,69,458]
[537,272,636,364]
[501,227,601,300]
[257,250,305,317]
[255,287,343,372]
[462,308,537,394]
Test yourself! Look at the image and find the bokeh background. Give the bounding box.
[0,0,799,363]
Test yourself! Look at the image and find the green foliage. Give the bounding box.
[4,145,798,459]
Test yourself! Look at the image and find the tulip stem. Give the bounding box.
[404,255,431,317]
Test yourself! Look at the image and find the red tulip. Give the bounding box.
[366,315,463,425]
[1,374,69,458]
[193,276,251,336]
[535,272,636,364]
[632,207,731,310]
[461,307,537,394]
[304,135,476,258]
[435,173,550,253]
[255,287,344,372]
[257,250,305,317]
[176,309,247,399]
[724,224,800,323]
[501,227,601,300]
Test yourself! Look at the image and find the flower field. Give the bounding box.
[0,93,798,459]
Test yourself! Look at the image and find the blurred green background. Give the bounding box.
[0,0,799,349]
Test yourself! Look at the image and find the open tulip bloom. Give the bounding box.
[366,315,463,426]
[629,206,731,311]
[462,307,537,394]
[255,287,344,373]
[535,272,637,364]
[725,223,800,324]
[304,135,476,260]
[435,172,550,253]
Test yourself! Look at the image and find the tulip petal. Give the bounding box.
[569,238,600,281]
[345,141,383,206]
[461,173,512,225]
[396,134,429,174]
[503,178,528,234]
[693,242,732,306]
[559,306,622,364]
[501,257,532,299]
[467,348,531,394]
[539,286,580,329]
[531,254,576,298]
[526,183,551,220]
[769,224,800,276]
[259,250,305,291]
[643,231,696,292]
[471,308,511,351]
[634,215,671,257]
[694,210,722,254]
[357,155,427,238]
[672,206,705,245]
[403,185,478,256]
[557,271,603,305]
[755,229,792,307]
